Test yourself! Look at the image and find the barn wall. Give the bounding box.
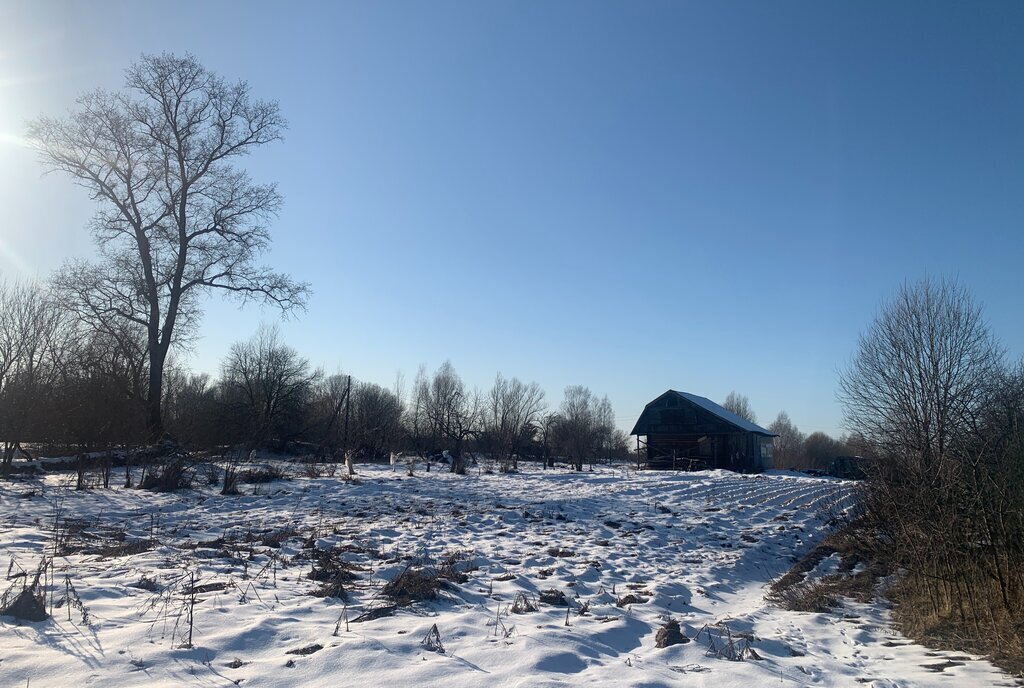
[644,431,771,472]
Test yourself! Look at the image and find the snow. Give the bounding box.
[0,463,1016,687]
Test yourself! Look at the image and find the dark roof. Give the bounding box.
[630,390,777,436]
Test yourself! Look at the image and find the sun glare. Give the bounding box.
[0,237,32,277]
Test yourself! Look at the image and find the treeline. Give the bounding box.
[719,391,853,472]
[0,281,629,474]
[839,278,1024,668]
[765,412,854,472]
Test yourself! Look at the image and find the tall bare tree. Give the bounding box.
[550,385,617,471]
[216,325,318,493]
[801,431,848,471]
[349,381,404,459]
[406,366,435,466]
[838,277,1002,463]
[0,280,69,470]
[838,278,1024,660]
[422,361,479,474]
[768,411,805,470]
[30,53,308,439]
[483,373,545,471]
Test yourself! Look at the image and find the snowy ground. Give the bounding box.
[0,463,1017,687]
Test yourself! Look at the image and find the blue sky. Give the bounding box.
[1,1,1022,436]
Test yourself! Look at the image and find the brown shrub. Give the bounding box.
[616,593,648,607]
[655,619,689,648]
[382,566,441,605]
[538,588,567,606]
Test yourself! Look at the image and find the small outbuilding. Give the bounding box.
[630,390,777,472]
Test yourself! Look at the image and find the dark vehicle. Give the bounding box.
[829,455,867,480]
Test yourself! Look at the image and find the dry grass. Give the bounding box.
[616,593,649,607]
[768,578,841,613]
[511,592,537,613]
[382,566,442,605]
[889,574,1024,676]
[655,619,689,647]
[767,524,883,613]
[437,550,475,584]
[94,538,155,560]
[538,588,567,606]
[1,587,48,621]
[240,464,290,484]
[140,459,193,492]
[307,547,362,599]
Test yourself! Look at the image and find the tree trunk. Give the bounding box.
[146,345,167,440]
[76,453,86,491]
[450,442,465,475]
[1,442,15,477]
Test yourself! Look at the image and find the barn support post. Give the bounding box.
[636,435,641,471]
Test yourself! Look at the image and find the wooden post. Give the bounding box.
[342,375,352,451]
[343,375,353,476]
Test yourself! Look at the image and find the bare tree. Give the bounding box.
[838,277,1002,463]
[550,386,620,471]
[422,361,479,474]
[0,280,70,472]
[768,411,805,470]
[721,391,757,424]
[219,325,319,452]
[311,373,352,460]
[802,431,848,471]
[163,368,217,449]
[30,53,308,440]
[592,395,628,466]
[482,373,545,472]
[350,381,404,459]
[405,365,435,469]
[838,278,1024,661]
[538,412,557,468]
[53,328,148,485]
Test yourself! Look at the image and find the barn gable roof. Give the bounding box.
[630,389,777,437]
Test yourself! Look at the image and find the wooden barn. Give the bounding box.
[631,390,777,472]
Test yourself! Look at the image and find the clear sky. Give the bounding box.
[1,1,1022,437]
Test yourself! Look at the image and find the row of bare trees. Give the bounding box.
[721,390,854,471]
[405,364,627,474]
[0,280,147,475]
[764,411,854,471]
[839,278,1024,665]
[0,284,628,473]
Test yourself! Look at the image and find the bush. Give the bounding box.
[308,547,359,599]
[655,619,689,648]
[768,579,840,613]
[538,588,567,606]
[140,458,193,492]
[240,464,289,484]
[382,566,441,605]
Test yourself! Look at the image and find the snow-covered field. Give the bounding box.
[0,463,1016,687]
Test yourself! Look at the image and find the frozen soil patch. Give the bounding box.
[0,464,1018,687]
